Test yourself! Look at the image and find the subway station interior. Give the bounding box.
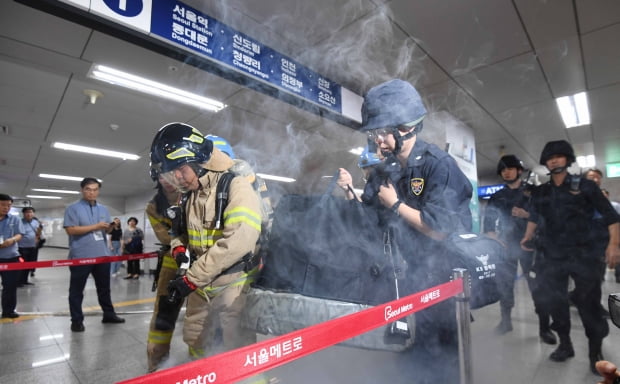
[1,0,620,383]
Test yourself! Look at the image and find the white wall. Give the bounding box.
[34,192,158,271]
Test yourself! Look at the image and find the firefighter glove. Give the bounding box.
[172,246,189,267]
[168,275,197,300]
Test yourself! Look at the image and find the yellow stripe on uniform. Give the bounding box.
[148,329,174,344]
[187,228,223,247]
[148,215,172,227]
[162,254,178,270]
[223,207,261,232]
[188,346,206,359]
[197,268,259,299]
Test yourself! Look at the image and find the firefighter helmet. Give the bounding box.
[149,122,213,180]
[206,134,236,159]
[357,146,382,169]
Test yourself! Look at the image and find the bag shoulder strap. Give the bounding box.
[215,172,236,229]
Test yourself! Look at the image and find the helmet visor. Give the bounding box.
[158,164,197,193]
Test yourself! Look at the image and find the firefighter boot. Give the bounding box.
[538,314,557,345]
[494,306,513,335]
[589,338,604,376]
[549,335,574,362]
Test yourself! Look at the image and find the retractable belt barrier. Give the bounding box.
[0,252,158,271]
[117,278,464,384]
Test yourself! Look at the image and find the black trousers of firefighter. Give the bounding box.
[535,245,609,344]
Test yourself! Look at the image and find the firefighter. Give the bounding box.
[360,79,473,383]
[483,155,555,342]
[145,174,181,372]
[146,134,240,372]
[521,140,620,374]
[149,123,262,363]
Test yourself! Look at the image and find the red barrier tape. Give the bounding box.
[0,252,158,271]
[117,278,464,384]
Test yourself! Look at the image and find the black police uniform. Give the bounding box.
[483,183,543,316]
[529,174,619,353]
[590,208,610,280]
[389,139,472,355]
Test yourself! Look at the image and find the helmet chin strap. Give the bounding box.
[547,166,567,175]
[390,127,416,155]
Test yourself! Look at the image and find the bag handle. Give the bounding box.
[324,169,341,196]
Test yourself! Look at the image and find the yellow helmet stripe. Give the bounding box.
[166,147,196,160]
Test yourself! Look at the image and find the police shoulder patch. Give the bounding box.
[410,178,424,196]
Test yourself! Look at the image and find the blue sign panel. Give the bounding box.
[477,184,504,199]
[150,0,342,113]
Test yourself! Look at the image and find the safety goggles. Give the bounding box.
[367,127,394,142]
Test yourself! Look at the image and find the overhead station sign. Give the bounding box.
[56,0,356,120]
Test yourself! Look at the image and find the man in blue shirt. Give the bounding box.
[17,206,41,286]
[63,178,124,332]
[0,193,24,318]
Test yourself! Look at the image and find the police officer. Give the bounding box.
[521,140,620,374]
[149,123,262,363]
[361,79,473,382]
[483,155,555,342]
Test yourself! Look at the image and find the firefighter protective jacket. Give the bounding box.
[170,148,262,288]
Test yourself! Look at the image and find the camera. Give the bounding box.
[361,154,401,204]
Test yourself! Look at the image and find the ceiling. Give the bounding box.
[1,0,619,210]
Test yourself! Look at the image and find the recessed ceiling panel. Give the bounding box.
[576,0,620,34]
[455,53,551,114]
[389,0,530,75]
[582,24,620,89]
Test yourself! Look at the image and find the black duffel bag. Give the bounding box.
[255,194,395,306]
[447,232,505,309]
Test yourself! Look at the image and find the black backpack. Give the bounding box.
[254,194,395,305]
[125,229,144,254]
[447,232,504,309]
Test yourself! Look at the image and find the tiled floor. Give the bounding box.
[1,247,618,383]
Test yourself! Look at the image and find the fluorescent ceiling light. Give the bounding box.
[349,147,364,156]
[256,173,296,183]
[88,64,226,112]
[26,195,63,199]
[53,142,139,160]
[556,92,590,128]
[39,174,102,182]
[32,188,79,195]
[576,155,595,168]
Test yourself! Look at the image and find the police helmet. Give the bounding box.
[539,140,575,166]
[360,79,427,132]
[206,134,236,159]
[149,122,213,180]
[358,146,382,169]
[496,155,524,175]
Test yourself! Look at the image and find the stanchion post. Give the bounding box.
[453,268,473,384]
